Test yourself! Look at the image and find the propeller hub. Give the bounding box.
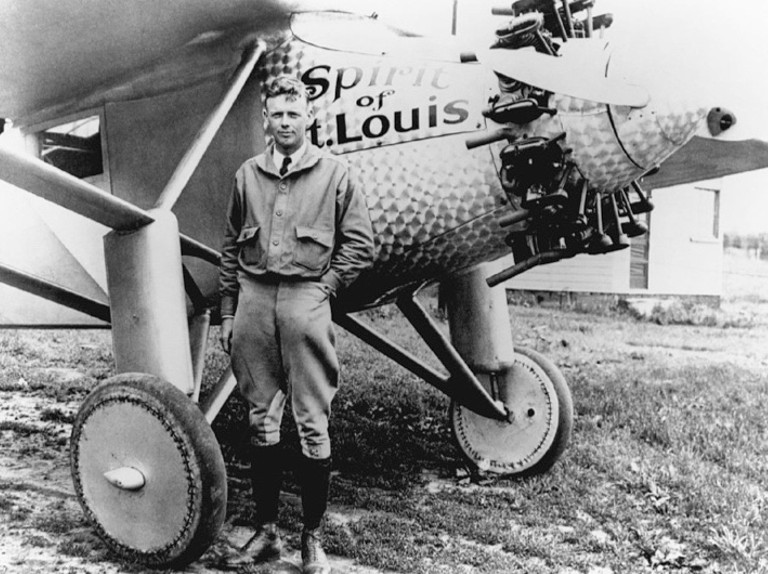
[707,107,737,137]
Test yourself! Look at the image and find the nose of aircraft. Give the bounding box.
[707,108,737,138]
[608,88,707,167]
[542,37,707,187]
[593,10,742,173]
[603,0,767,142]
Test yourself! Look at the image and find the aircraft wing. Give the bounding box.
[0,0,297,125]
[0,0,300,325]
[643,136,768,189]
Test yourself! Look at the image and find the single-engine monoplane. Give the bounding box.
[1,0,766,567]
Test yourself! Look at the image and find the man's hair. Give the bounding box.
[264,75,309,106]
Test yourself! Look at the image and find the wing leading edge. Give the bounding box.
[643,136,768,189]
[0,0,293,126]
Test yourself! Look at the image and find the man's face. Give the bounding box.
[264,93,313,155]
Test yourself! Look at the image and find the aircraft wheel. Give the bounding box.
[70,373,227,568]
[451,347,573,477]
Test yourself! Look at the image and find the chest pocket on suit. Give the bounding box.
[294,226,334,271]
[236,226,263,265]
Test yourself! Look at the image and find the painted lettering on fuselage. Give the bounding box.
[296,54,485,154]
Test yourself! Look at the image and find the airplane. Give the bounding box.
[2,0,767,568]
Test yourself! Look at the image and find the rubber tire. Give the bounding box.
[451,346,573,477]
[515,346,573,476]
[70,373,227,568]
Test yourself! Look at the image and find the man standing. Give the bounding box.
[219,75,375,573]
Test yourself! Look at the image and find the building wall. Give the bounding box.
[507,249,631,293]
[504,181,723,297]
[647,183,723,296]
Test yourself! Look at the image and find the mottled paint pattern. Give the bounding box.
[257,15,707,304]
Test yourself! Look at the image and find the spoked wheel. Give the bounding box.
[451,347,573,477]
[70,373,227,568]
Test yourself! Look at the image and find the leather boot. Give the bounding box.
[223,444,284,569]
[301,527,330,574]
[251,443,283,524]
[299,455,331,574]
[223,522,282,569]
[299,455,331,530]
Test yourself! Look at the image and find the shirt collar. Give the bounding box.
[273,141,307,170]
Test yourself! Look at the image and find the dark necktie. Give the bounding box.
[279,156,291,176]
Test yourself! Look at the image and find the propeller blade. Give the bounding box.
[605,0,768,142]
[477,46,649,107]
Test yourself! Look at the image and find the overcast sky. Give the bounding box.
[372,0,768,233]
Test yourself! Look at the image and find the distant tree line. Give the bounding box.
[723,232,768,258]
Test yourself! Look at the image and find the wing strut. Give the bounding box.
[0,147,154,230]
[332,287,508,421]
[0,42,264,395]
[154,41,266,211]
[0,263,110,323]
[103,41,266,395]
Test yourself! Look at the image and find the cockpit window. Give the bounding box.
[38,115,103,179]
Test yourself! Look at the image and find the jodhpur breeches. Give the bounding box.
[231,274,339,459]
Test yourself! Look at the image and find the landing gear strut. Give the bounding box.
[338,263,573,477]
[443,263,573,476]
[71,208,228,567]
[451,347,573,475]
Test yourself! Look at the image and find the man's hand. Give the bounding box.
[220,317,234,354]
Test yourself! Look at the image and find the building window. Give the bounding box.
[629,204,651,290]
[37,115,103,179]
[693,186,720,240]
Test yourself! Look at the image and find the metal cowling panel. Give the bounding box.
[346,137,502,264]
[553,95,642,192]
[342,136,514,305]
[609,99,707,174]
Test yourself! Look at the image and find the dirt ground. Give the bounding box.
[3,318,767,574]
[0,368,391,574]
[2,252,767,573]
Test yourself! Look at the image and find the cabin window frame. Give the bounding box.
[629,196,652,290]
[24,107,110,189]
[690,185,720,242]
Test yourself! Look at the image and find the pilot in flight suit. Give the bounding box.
[218,75,374,573]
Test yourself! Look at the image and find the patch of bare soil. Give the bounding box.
[0,381,390,574]
[0,384,116,574]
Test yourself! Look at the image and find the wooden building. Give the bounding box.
[503,136,768,301]
[506,179,724,298]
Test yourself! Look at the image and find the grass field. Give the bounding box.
[0,254,767,574]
